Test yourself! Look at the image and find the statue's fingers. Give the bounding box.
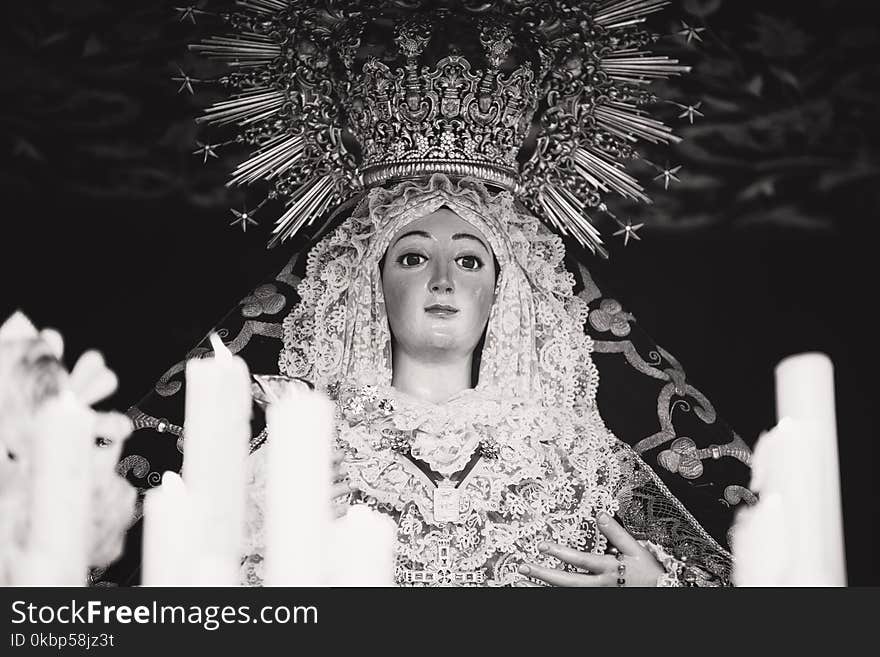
[596,512,642,556]
[538,542,614,573]
[518,563,604,587]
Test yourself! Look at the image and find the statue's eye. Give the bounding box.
[456,255,482,271]
[398,253,426,267]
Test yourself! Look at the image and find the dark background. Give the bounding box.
[1,1,877,583]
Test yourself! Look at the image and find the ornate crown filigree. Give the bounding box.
[347,12,538,193]
[188,0,689,255]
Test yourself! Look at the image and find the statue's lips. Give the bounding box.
[424,304,459,317]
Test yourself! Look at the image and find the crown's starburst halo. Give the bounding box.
[186,0,690,256]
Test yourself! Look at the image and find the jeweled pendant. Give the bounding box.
[433,480,462,523]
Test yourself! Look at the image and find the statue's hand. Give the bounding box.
[516,512,665,587]
[330,449,357,519]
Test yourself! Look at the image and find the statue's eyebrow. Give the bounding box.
[452,232,490,254]
[391,230,432,246]
[391,229,489,254]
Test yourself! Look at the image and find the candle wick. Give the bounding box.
[209,333,232,360]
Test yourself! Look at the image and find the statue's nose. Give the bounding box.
[429,262,454,294]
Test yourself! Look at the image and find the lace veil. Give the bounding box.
[279,173,597,413]
[241,174,731,587]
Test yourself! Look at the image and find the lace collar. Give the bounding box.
[333,382,621,585]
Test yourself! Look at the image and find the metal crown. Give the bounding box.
[192,0,688,255]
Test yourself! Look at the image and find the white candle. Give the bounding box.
[774,352,846,586]
[732,352,846,586]
[181,333,251,586]
[732,418,807,586]
[19,393,94,586]
[142,472,194,586]
[264,386,333,586]
[330,505,397,587]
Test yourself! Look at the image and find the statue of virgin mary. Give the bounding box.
[95,0,755,587]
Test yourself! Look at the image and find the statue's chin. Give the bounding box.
[413,333,478,364]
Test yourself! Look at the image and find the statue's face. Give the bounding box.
[382,208,496,362]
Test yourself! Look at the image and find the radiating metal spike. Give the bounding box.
[601,53,690,80]
[229,135,307,186]
[199,90,284,126]
[595,105,680,144]
[573,148,650,203]
[192,34,281,66]
[538,184,606,255]
[269,175,339,246]
[594,0,670,27]
[237,0,288,14]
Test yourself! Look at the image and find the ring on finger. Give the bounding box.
[615,552,626,587]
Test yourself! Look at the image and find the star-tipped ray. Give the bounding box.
[677,21,706,44]
[174,6,209,24]
[172,67,199,95]
[193,141,219,163]
[673,101,704,124]
[652,164,682,190]
[229,207,259,232]
[613,220,644,246]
